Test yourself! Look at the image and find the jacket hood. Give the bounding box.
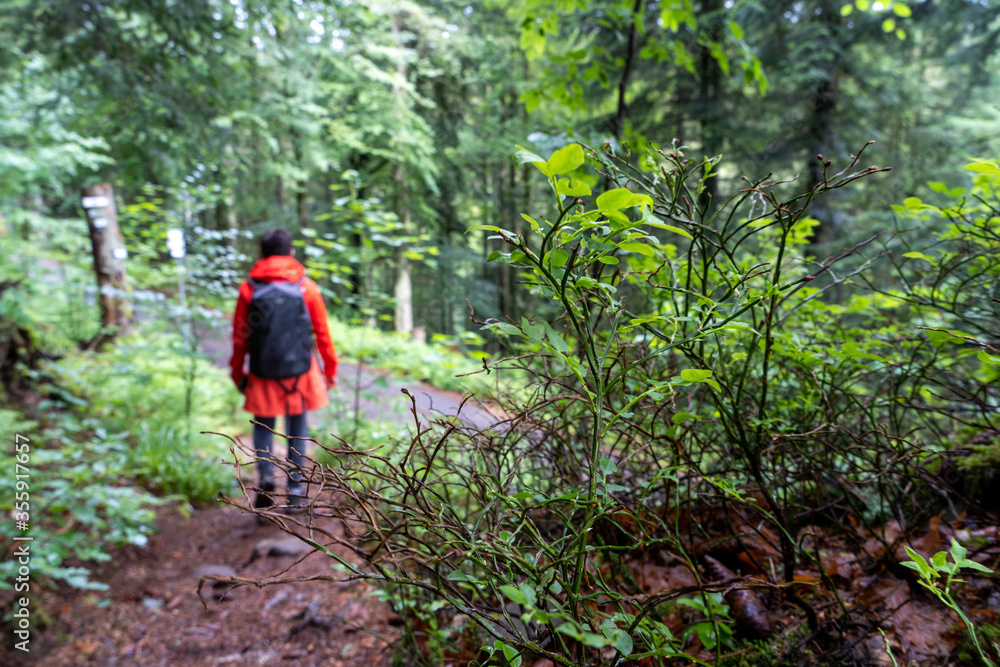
[248,255,306,282]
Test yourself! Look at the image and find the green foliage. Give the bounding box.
[0,409,161,590]
[252,142,923,667]
[901,539,996,666]
[0,319,242,590]
[0,213,102,352]
[305,176,439,320]
[509,0,767,117]
[51,328,241,503]
[0,57,111,198]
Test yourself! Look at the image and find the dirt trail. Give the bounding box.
[7,316,500,666]
[21,503,398,667]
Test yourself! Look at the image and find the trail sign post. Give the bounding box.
[81,183,132,335]
[166,227,191,346]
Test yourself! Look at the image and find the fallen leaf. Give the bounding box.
[73,638,101,655]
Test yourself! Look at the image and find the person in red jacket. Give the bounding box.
[230,228,338,511]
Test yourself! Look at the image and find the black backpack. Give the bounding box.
[247,278,315,379]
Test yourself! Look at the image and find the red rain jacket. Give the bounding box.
[230,255,338,417]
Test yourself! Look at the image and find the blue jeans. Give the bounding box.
[253,413,309,490]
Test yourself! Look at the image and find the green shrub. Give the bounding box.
[50,327,241,503]
[243,142,902,666]
[0,410,161,590]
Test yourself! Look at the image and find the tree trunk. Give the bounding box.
[612,0,643,143]
[697,0,722,212]
[276,177,285,211]
[805,0,842,248]
[219,142,239,249]
[391,11,414,335]
[81,183,132,335]
[394,251,413,334]
[296,180,309,229]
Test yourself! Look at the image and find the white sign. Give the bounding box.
[92,217,109,229]
[81,196,110,209]
[112,247,129,259]
[166,228,186,259]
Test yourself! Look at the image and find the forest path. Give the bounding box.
[30,501,398,667]
[17,313,502,666]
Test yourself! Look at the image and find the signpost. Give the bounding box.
[166,227,191,346]
[81,183,131,335]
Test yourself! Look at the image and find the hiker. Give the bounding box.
[229,228,338,511]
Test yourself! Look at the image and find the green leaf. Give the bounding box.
[931,551,948,570]
[902,252,933,262]
[649,223,693,239]
[547,144,585,175]
[904,546,935,579]
[514,147,547,168]
[545,248,569,268]
[556,177,592,197]
[522,317,545,342]
[519,583,537,607]
[581,632,609,648]
[599,455,618,475]
[596,255,619,265]
[840,3,853,16]
[447,569,478,582]
[500,584,526,605]
[601,622,634,657]
[614,631,633,656]
[949,539,968,564]
[496,640,521,667]
[596,188,652,212]
[903,196,923,210]
[978,350,1000,366]
[965,160,1000,177]
[672,412,700,424]
[680,369,713,383]
[960,560,994,574]
[882,17,895,32]
[709,41,730,76]
[542,321,570,353]
[893,3,912,17]
[729,21,744,40]
[618,241,654,256]
[521,213,541,232]
[489,323,520,336]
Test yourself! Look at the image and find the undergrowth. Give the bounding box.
[232,143,1000,666]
